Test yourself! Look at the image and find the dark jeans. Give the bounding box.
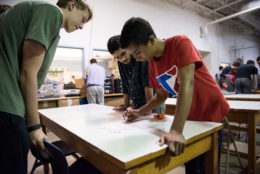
[235,77,252,94]
[0,111,29,174]
[185,121,224,174]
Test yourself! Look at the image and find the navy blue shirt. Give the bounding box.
[221,66,231,75]
[118,56,150,109]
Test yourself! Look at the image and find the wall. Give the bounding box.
[89,0,260,75]
[2,0,260,76]
[217,25,260,65]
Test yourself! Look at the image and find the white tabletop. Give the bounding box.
[165,98,260,111]
[224,94,260,99]
[39,104,222,163]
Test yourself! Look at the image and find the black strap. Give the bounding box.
[27,124,41,132]
[88,84,100,87]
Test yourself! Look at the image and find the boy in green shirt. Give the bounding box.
[0,0,92,173]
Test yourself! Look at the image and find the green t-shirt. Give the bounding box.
[0,1,63,118]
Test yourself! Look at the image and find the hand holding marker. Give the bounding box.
[124,106,132,122]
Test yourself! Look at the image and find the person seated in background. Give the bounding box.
[107,35,165,114]
[68,75,76,84]
[234,59,258,93]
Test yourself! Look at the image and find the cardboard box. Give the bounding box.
[74,78,85,89]
[38,100,57,109]
[58,98,80,107]
[80,85,87,98]
[108,60,117,68]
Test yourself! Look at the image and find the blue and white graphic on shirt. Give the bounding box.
[156,65,178,96]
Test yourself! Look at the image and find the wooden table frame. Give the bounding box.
[165,98,260,174]
[252,91,260,94]
[227,109,260,174]
[39,105,222,174]
[224,94,260,101]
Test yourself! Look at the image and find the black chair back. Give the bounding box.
[43,140,70,174]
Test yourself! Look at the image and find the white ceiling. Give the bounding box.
[164,0,260,37]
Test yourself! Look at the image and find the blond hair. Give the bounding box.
[57,0,92,21]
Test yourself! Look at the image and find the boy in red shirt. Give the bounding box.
[120,17,230,174]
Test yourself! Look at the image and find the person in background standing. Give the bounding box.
[235,60,258,93]
[0,0,92,173]
[86,58,106,104]
[215,65,223,82]
[256,56,260,89]
[221,58,243,75]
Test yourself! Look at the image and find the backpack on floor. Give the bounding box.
[217,74,235,92]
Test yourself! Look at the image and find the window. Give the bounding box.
[92,49,119,78]
[49,46,84,83]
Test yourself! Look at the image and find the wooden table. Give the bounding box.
[252,90,260,94]
[104,93,124,107]
[165,98,260,174]
[38,96,81,109]
[224,94,260,101]
[105,93,123,97]
[39,104,222,174]
[38,93,124,109]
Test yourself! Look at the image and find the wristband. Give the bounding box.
[27,124,41,132]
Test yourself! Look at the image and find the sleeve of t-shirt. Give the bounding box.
[25,4,62,49]
[118,63,129,94]
[174,36,202,70]
[252,66,258,74]
[140,62,150,87]
[149,60,161,89]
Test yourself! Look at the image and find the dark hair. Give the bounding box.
[247,60,255,65]
[0,4,12,14]
[56,0,93,21]
[235,58,243,64]
[90,58,97,64]
[120,17,156,49]
[232,61,241,67]
[257,56,260,61]
[107,35,121,54]
[219,66,223,71]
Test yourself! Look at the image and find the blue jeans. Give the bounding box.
[185,120,224,174]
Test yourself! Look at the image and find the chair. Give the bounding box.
[30,140,79,174]
[223,117,243,174]
[43,140,102,174]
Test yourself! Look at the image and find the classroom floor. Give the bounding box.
[27,131,260,174]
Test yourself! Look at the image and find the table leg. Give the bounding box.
[247,114,256,174]
[206,132,218,174]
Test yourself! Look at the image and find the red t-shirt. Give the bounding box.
[149,35,230,122]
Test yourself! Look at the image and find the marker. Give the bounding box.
[124,106,132,122]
